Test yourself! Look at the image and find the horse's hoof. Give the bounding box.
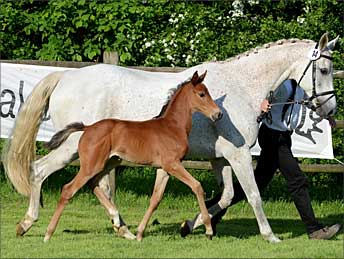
[16,223,27,237]
[180,220,191,238]
[263,234,281,243]
[269,236,281,243]
[117,226,136,240]
[206,234,213,240]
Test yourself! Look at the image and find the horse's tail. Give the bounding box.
[46,122,85,151]
[1,71,64,197]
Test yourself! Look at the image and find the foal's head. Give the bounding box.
[188,71,223,122]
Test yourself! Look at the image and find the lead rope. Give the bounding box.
[333,158,344,166]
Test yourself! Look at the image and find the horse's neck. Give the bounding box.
[219,41,313,112]
[161,86,192,134]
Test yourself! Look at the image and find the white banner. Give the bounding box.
[0,63,334,159]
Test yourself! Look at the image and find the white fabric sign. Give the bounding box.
[0,63,334,159]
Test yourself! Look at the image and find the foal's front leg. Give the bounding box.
[181,159,234,235]
[137,169,170,241]
[162,161,213,239]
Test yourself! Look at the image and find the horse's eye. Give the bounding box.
[320,68,329,75]
[199,92,205,98]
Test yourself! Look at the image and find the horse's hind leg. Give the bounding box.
[137,169,170,241]
[92,184,136,240]
[16,134,80,237]
[89,162,136,240]
[98,169,116,203]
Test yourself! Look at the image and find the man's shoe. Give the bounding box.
[180,219,218,237]
[309,224,341,240]
[180,220,192,238]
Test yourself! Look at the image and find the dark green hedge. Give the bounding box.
[0,0,343,194]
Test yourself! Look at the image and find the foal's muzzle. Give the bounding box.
[212,111,223,122]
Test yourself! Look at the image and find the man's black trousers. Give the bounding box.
[206,123,322,234]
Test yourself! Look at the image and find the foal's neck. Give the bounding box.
[161,85,193,134]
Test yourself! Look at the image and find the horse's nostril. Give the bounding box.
[328,109,336,116]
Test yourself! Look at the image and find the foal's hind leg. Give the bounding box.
[137,169,170,241]
[16,134,80,237]
[44,167,94,242]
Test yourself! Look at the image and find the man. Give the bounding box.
[181,79,341,240]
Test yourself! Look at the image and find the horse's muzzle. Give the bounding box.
[212,111,223,122]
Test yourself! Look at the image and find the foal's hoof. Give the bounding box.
[43,234,51,243]
[180,220,191,238]
[117,226,136,240]
[206,234,213,240]
[136,232,143,242]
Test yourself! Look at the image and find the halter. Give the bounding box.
[257,43,335,123]
[296,42,335,111]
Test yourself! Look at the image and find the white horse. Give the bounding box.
[3,33,338,242]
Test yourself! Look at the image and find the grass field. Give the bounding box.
[1,169,343,258]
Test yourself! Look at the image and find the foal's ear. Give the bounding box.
[191,71,199,85]
[198,70,207,83]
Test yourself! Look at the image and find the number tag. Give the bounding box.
[308,48,321,61]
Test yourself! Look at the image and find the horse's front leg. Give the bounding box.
[218,139,281,243]
[137,168,170,241]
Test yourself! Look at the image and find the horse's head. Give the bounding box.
[189,71,223,122]
[297,33,339,118]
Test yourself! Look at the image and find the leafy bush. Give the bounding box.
[0,0,343,195]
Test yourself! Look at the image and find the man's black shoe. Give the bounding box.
[309,224,341,240]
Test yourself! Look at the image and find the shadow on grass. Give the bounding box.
[59,213,343,241]
[143,213,343,240]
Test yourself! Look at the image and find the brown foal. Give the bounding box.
[43,71,222,242]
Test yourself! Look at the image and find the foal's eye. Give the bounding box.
[199,92,205,98]
[320,68,329,75]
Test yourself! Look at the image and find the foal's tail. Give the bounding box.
[46,122,85,151]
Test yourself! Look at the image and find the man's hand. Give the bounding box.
[260,99,271,112]
[327,115,336,128]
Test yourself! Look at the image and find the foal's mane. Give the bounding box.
[154,78,192,119]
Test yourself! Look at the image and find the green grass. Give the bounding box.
[1,175,343,259]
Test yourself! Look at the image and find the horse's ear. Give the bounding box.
[198,70,207,83]
[191,71,199,85]
[319,32,329,50]
[327,35,339,51]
